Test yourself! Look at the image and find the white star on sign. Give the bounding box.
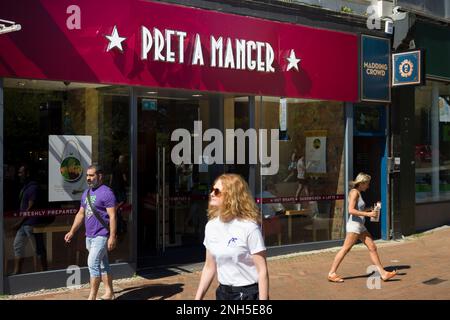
[286,49,301,71]
[105,25,126,52]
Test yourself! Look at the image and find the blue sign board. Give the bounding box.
[361,35,391,103]
[392,50,423,86]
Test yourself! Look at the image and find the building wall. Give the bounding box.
[416,202,450,231]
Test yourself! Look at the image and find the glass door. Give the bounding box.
[137,90,211,267]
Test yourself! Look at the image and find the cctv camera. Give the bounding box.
[0,24,22,34]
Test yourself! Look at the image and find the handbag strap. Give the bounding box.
[87,188,110,232]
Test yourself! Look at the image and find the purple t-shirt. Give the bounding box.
[21,181,40,226]
[81,185,116,238]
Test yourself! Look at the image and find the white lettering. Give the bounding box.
[265,42,275,72]
[176,31,187,63]
[203,129,223,164]
[211,36,223,68]
[236,39,246,70]
[66,265,81,289]
[153,27,165,61]
[192,34,204,66]
[171,121,279,175]
[141,26,153,60]
[165,29,176,62]
[256,41,265,72]
[366,5,381,30]
[171,129,191,165]
[246,40,256,71]
[193,121,203,164]
[260,129,279,175]
[224,38,235,69]
[176,305,211,317]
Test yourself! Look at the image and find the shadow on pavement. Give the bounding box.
[342,274,372,280]
[386,265,411,276]
[135,264,201,280]
[342,265,410,281]
[115,283,184,300]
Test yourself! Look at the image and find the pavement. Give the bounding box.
[6,225,450,300]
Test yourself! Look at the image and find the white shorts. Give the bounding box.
[346,220,367,234]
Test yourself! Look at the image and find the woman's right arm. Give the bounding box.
[348,190,376,218]
[194,250,217,300]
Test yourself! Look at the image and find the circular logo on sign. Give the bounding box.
[60,156,83,182]
[399,59,413,78]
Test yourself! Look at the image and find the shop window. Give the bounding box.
[255,97,346,246]
[415,81,450,203]
[3,79,132,275]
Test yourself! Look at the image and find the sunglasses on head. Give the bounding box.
[210,187,222,197]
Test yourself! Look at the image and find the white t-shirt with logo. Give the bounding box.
[203,217,266,286]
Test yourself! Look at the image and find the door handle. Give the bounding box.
[157,147,161,252]
[162,146,166,252]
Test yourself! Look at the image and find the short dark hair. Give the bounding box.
[87,164,104,175]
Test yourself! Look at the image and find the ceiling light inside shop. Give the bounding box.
[192,94,202,97]
[146,91,157,94]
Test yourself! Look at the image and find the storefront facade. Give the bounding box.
[0,0,390,294]
[391,18,450,236]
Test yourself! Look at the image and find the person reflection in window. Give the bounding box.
[109,152,128,208]
[12,164,49,274]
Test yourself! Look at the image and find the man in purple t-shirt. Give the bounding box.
[65,164,117,300]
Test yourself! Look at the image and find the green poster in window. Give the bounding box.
[443,124,450,142]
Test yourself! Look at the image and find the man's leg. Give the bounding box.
[88,277,101,300]
[100,251,114,299]
[101,273,114,299]
[12,225,30,274]
[86,236,107,300]
[34,232,48,271]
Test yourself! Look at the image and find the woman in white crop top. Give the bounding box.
[327,173,397,283]
[194,174,269,300]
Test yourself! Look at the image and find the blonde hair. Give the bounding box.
[350,172,371,188]
[207,174,261,224]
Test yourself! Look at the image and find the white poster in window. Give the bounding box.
[439,96,450,122]
[49,135,92,202]
[305,131,327,174]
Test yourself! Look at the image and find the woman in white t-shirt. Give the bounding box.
[194,174,269,300]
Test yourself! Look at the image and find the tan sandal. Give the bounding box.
[381,270,397,282]
[328,273,344,283]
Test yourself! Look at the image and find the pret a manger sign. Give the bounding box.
[0,0,359,101]
[109,25,279,73]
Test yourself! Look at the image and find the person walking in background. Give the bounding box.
[195,174,269,300]
[64,165,117,300]
[327,173,397,283]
